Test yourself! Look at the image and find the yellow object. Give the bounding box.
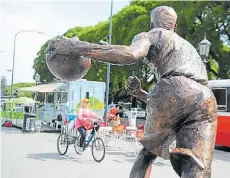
[116,115,120,122]
[112,125,125,132]
[81,98,89,103]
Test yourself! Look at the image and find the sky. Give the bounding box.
[0,0,130,85]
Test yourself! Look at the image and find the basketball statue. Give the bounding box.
[45,6,217,178]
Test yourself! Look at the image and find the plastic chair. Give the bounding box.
[122,127,140,156]
[105,125,126,148]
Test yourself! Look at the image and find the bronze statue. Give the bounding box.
[45,6,217,178]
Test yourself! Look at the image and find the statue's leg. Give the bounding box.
[170,99,217,178]
[130,76,187,178]
[129,148,157,178]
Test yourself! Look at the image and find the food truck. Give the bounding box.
[209,79,230,147]
[18,79,105,126]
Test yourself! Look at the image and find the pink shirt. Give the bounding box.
[75,108,98,129]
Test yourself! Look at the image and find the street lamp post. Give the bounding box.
[103,0,113,121]
[34,73,40,101]
[198,32,211,65]
[10,30,46,97]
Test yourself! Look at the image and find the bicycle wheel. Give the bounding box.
[91,137,105,162]
[74,135,81,154]
[57,133,69,155]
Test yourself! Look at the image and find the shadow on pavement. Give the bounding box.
[1,127,24,134]
[105,148,137,163]
[27,153,74,161]
[105,148,170,166]
[106,150,136,158]
[26,152,97,164]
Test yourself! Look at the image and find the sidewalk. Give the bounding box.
[1,127,230,178]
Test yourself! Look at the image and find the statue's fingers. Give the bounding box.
[128,90,135,96]
[128,76,134,81]
[46,40,63,62]
[128,83,136,91]
[133,77,140,83]
[45,42,56,62]
[45,36,69,62]
[127,82,134,89]
[127,79,133,85]
[73,36,80,41]
[127,86,133,91]
[127,81,135,89]
[55,35,66,41]
[46,50,56,62]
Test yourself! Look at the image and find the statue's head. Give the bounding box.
[150,6,177,31]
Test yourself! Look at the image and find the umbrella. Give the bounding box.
[6,97,38,110]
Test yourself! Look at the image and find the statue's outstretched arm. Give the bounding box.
[46,33,151,65]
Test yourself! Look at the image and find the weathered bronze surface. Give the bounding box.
[46,6,217,178]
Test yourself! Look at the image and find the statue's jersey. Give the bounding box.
[134,28,208,85]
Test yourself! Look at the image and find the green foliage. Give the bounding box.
[1,76,7,90]
[4,83,35,98]
[33,1,230,103]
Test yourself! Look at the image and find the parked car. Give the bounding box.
[123,108,146,118]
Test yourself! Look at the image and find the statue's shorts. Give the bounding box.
[140,76,217,177]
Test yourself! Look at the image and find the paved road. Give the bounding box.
[1,127,230,178]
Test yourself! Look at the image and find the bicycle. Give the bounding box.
[57,119,106,163]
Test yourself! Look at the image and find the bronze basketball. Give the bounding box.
[45,36,91,81]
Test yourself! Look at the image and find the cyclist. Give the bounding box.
[75,98,100,154]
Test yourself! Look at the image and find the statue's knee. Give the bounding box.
[133,148,157,168]
[139,148,157,160]
[170,148,211,178]
[130,148,156,178]
[170,153,182,177]
[170,148,204,169]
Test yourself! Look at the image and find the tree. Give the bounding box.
[1,76,7,95]
[1,76,7,89]
[33,1,230,105]
[4,83,35,98]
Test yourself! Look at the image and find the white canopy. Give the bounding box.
[18,83,66,93]
[209,79,230,88]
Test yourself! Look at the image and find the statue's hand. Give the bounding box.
[45,35,80,62]
[127,76,142,94]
